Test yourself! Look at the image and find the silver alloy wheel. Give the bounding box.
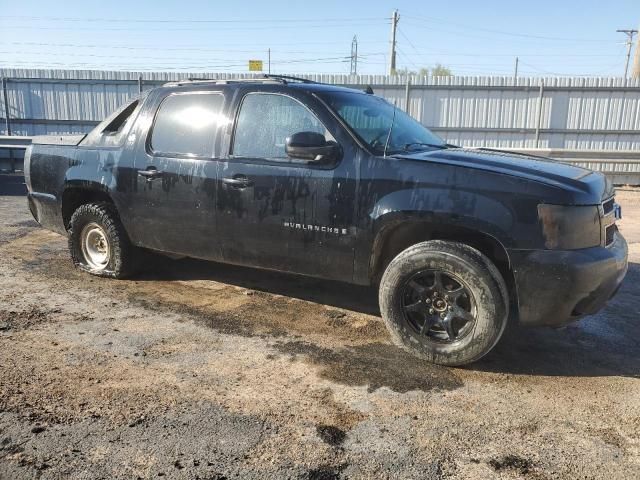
[80,222,110,270]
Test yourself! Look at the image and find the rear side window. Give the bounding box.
[151,93,224,157]
[232,93,329,159]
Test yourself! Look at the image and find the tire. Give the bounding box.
[68,202,138,279]
[379,240,508,366]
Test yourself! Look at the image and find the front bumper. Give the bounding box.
[508,230,628,327]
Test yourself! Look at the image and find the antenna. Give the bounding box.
[383,102,397,158]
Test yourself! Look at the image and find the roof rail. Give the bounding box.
[163,74,318,87]
[163,77,282,87]
[262,74,317,84]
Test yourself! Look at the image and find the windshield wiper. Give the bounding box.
[403,142,448,151]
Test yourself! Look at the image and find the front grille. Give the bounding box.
[605,224,616,246]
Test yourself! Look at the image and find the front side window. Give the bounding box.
[233,93,331,159]
[319,91,446,155]
[151,92,225,157]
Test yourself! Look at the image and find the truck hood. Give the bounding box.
[394,147,614,204]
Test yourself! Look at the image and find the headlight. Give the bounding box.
[537,204,600,250]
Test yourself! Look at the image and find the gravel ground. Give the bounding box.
[0,174,639,479]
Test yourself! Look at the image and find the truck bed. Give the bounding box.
[31,135,86,146]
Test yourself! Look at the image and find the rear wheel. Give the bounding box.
[379,240,508,366]
[68,202,138,278]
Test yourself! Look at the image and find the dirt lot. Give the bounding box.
[0,174,638,479]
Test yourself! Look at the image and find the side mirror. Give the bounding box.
[285,131,339,163]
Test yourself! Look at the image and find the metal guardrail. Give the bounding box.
[2,135,639,184]
[0,135,31,150]
[3,73,640,150]
[0,135,30,172]
[512,148,640,185]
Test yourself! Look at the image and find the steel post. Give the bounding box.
[405,78,411,114]
[535,81,545,148]
[1,77,14,171]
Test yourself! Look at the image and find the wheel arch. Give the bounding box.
[370,217,517,314]
[61,183,116,230]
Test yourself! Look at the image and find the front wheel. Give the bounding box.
[68,202,138,278]
[379,240,508,366]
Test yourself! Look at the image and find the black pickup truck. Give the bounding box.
[24,75,628,366]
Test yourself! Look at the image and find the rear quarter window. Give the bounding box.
[81,97,142,148]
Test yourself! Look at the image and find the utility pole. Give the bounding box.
[617,29,638,78]
[268,48,271,74]
[633,30,640,78]
[350,36,358,75]
[514,56,519,81]
[389,9,399,75]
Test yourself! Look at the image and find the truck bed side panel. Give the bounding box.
[27,145,79,234]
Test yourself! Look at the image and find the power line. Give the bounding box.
[0,11,627,77]
[0,50,364,64]
[3,42,621,58]
[402,13,614,42]
[517,60,623,76]
[396,47,420,71]
[1,15,388,24]
[397,28,420,54]
[396,27,424,71]
[0,40,389,52]
[0,21,387,32]
[402,20,618,47]
[0,55,354,70]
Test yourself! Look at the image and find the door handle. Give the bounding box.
[222,176,254,188]
[138,167,163,180]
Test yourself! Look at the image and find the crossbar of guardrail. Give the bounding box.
[0,136,31,171]
[2,137,640,184]
[0,135,31,150]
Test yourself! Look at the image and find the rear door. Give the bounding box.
[215,88,358,280]
[129,89,227,260]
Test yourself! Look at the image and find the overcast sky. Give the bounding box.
[1,0,638,77]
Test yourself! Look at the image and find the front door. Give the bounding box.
[130,90,226,260]
[216,90,357,281]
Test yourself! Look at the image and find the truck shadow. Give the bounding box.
[473,260,640,378]
[140,254,640,379]
[139,254,381,316]
[0,174,28,196]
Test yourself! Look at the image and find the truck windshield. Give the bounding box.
[319,91,446,155]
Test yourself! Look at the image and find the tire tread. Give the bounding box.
[379,240,508,366]
[68,202,138,279]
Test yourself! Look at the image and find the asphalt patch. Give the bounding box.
[307,464,346,480]
[316,425,346,446]
[489,454,534,475]
[274,340,462,393]
[0,307,52,331]
[8,220,39,228]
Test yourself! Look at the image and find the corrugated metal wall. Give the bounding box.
[2,69,640,149]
